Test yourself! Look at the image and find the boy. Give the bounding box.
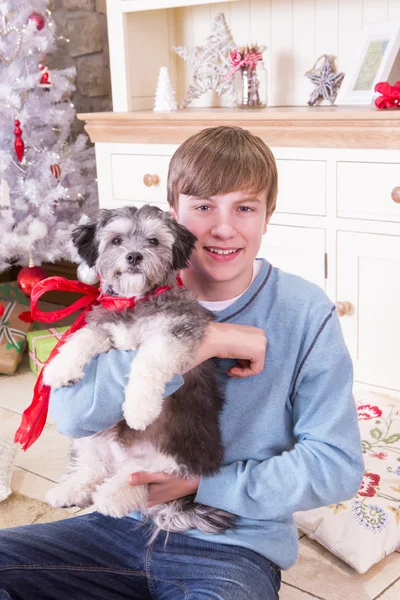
[0,126,364,600]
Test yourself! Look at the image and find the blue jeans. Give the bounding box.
[0,512,281,599]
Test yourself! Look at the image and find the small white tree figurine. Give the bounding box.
[153,66,178,112]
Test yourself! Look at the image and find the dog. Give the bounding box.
[44,205,235,537]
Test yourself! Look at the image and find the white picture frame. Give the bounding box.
[336,20,400,106]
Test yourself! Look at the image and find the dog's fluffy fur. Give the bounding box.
[45,205,235,538]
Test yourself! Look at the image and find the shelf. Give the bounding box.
[119,0,234,13]
[78,106,400,149]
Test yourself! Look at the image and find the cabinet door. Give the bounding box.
[259,225,326,291]
[337,231,400,392]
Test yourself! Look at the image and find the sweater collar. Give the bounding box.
[214,258,272,322]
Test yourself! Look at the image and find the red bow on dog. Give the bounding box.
[14,275,183,451]
[374,80,400,109]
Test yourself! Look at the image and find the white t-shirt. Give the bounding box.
[199,259,263,311]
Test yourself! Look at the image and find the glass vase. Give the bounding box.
[233,62,268,108]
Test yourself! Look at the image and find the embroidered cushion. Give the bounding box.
[294,392,400,573]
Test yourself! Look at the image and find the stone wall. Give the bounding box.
[48,0,112,137]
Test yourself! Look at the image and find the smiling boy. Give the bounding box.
[0,126,364,600]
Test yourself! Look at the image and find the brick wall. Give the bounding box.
[48,0,112,137]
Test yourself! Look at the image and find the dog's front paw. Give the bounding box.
[43,355,84,388]
[122,398,162,431]
[122,380,164,431]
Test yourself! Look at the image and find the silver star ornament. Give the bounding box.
[174,13,236,108]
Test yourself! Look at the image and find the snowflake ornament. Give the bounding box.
[305,54,344,106]
[174,13,236,108]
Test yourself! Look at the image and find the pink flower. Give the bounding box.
[357,404,382,420]
[369,451,388,460]
[358,472,380,497]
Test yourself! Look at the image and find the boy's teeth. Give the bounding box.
[207,248,238,255]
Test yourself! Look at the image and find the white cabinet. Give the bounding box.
[337,231,400,393]
[259,225,326,292]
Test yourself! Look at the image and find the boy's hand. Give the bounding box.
[186,322,267,378]
[129,471,200,507]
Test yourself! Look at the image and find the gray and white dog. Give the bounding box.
[44,205,234,536]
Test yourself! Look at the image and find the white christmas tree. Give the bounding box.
[153,66,178,112]
[0,0,98,273]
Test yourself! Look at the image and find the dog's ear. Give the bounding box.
[71,223,99,268]
[168,219,197,270]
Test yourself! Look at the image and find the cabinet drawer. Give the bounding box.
[110,153,171,206]
[275,159,326,216]
[337,161,400,222]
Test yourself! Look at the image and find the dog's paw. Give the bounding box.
[122,399,162,431]
[43,357,84,388]
[46,481,93,509]
[123,383,163,430]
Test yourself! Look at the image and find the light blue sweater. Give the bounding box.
[50,259,364,570]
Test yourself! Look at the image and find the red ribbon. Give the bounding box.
[225,50,263,80]
[374,80,400,109]
[14,275,184,451]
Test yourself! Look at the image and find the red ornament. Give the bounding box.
[14,119,24,162]
[28,12,45,31]
[50,164,61,178]
[17,265,47,297]
[0,302,4,318]
[39,64,52,90]
[375,80,400,109]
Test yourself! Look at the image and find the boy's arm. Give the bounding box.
[50,322,265,439]
[49,348,184,438]
[194,311,364,521]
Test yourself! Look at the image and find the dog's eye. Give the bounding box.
[148,238,159,246]
[112,237,122,246]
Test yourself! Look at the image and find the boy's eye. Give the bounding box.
[238,206,254,212]
[149,238,159,246]
[112,236,122,245]
[196,205,211,211]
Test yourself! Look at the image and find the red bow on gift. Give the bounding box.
[374,80,400,109]
[14,275,183,451]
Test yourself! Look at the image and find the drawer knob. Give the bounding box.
[335,301,353,317]
[143,174,160,187]
[391,186,400,203]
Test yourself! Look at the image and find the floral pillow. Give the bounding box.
[294,393,400,573]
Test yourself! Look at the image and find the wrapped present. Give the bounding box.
[0,281,30,307]
[27,326,70,376]
[0,280,78,331]
[0,302,34,375]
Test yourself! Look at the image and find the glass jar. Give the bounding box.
[233,61,268,108]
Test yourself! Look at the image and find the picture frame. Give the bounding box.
[336,20,400,106]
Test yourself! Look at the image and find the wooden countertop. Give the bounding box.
[78,106,400,149]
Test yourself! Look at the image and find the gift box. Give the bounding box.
[0,302,34,375]
[27,326,70,376]
[0,281,30,307]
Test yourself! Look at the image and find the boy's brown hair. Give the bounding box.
[167,126,278,219]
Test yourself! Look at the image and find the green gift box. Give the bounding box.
[27,326,70,376]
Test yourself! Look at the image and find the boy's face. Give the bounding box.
[174,190,270,298]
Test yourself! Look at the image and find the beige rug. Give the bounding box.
[0,492,73,529]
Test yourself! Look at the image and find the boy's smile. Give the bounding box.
[174,190,270,301]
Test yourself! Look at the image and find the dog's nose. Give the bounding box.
[126,252,143,266]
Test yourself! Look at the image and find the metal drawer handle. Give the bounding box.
[143,174,160,187]
[335,301,353,317]
[391,186,400,203]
